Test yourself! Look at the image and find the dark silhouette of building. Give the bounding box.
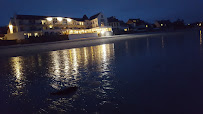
[108,16,129,34]
[127,19,149,32]
[154,20,172,28]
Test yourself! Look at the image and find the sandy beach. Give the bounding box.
[0,32,183,58]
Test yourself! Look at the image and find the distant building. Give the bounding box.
[190,22,203,28]
[108,16,129,34]
[127,19,149,31]
[89,13,108,28]
[108,16,120,29]
[5,12,113,40]
[154,20,172,28]
[119,21,129,32]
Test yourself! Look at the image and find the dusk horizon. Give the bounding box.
[1,0,203,26]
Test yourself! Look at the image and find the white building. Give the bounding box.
[5,12,113,40]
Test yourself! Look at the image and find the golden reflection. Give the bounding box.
[62,50,70,75]
[83,47,88,66]
[48,43,115,110]
[200,30,202,45]
[37,54,42,67]
[10,56,26,95]
[48,43,115,90]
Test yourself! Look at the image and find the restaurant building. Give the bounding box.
[5,13,113,40]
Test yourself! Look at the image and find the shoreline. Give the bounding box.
[0,31,190,58]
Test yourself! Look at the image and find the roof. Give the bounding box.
[156,20,171,24]
[119,21,129,27]
[16,15,48,20]
[128,19,140,21]
[83,15,89,20]
[127,18,147,25]
[89,13,101,20]
[15,14,86,22]
[107,16,119,22]
[70,18,84,21]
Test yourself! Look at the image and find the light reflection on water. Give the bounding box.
[9,56,27,96]
[200,30,202,45]
[1,31,201,113]
[42,43,115,113]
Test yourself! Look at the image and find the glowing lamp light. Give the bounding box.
[161,24,163,26]
[101,30,105,34]
[49,25,53,29]
[9,24,13,34]
[146,25,148,28]
[47,17,53,21]
[67,18,72,22]
[57,17,63,22]
[199,23,202,27]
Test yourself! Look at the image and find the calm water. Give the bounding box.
[0,31,202,114]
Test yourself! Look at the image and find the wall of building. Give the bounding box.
[5,32,25,40]
[68,33,98,40]
[109,22,120,29]
[91,18,98,28]
[97,13,108,27]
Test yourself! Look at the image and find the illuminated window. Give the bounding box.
[133,20,136,22]
[199,23,202,27]
[34,33,39,37]
[47,17,53,21]
[57,17,63,22]
[41,20,46,24]
[67,18,72,22]
[124,29,128,31]
[49,25,53,29]
[27,33,32,38]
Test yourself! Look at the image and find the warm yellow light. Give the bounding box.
[101,30,105,34]
[27,33,32,38]
[57,17,63,22]
[124,29,128,31]
[146,25,148,28]
[161,24,163,26]
[47,17,53,21]
[49,25,53,29]
[79,22,84,25]
[199,23,202,27]
[9,24,13,34]
[133,20,136,22]
[34,33,38,37]
[67,18,72,22]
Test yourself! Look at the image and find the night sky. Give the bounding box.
[0,0,203,26]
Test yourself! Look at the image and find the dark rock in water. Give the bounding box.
[50,87,78,95]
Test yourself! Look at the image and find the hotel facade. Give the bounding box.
[5,13,113,40]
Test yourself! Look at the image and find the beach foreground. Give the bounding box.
[0,32,184,58]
